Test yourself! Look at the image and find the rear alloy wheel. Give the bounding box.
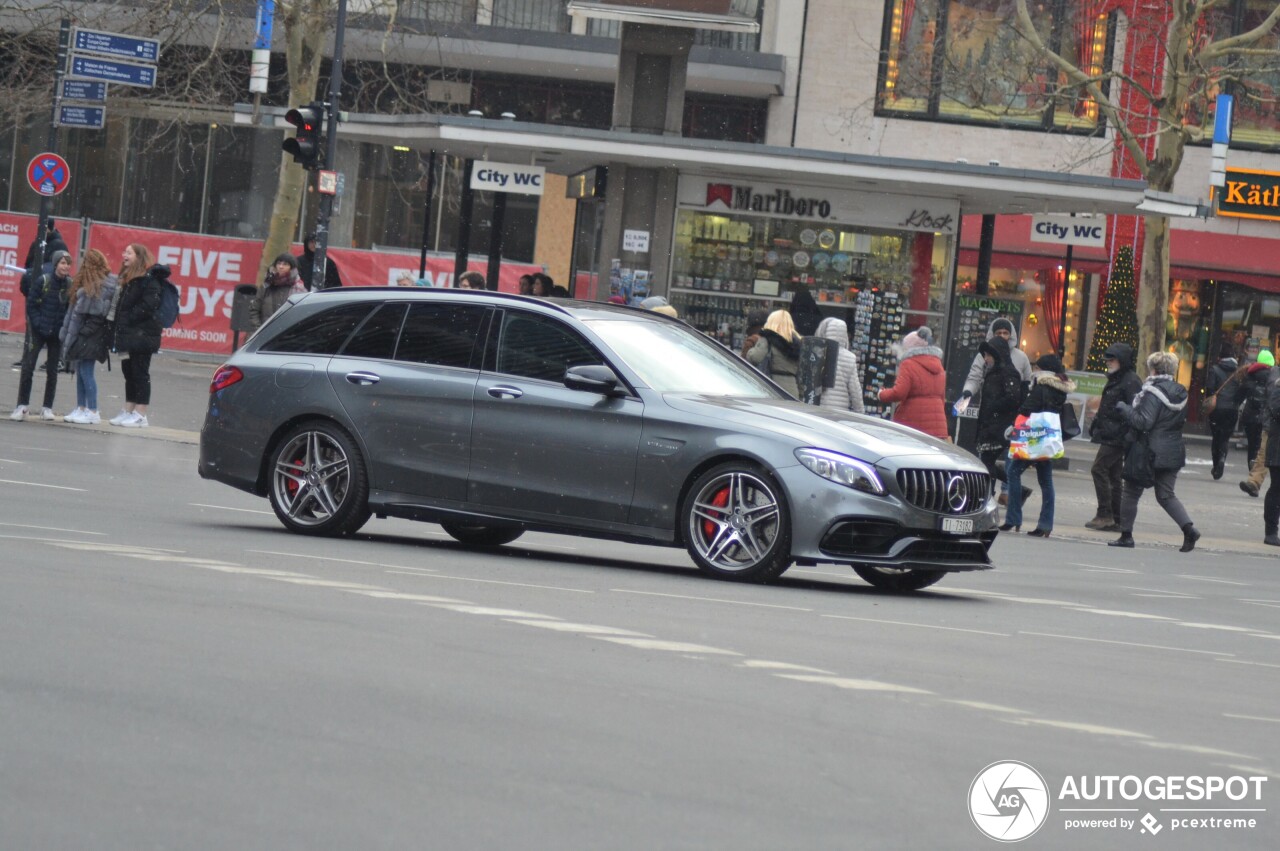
[441,522,524,547]
[684,462,792,582]
[268,422,370,537]
[853,566,945,592]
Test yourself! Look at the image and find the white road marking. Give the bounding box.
[1178,622,1258,633]
[504,620,651,637]
[1217,659,1280,670]
[264,577,390,591]
[592,637,742,655]
[47,541,183,554]
[0,478,86,491]
[1125,585,1198,598]
[1140,741,1252,759]
[944,700,1030,714]
[775,674,932,694]
[1219,764,1280,780]
[347,590,466,604]
[1075,564,1140,574]
[0,457,27,464]
[1239,598,1280,605]
[1176,575,1251,586]
[1069,608,1173,620]
[387,571,591,593]
[1133,593,1198,600]
[383,566,437,575]
[821,613,1010,636]
[738,660,836,674]
[956,591,1085,607]
[1021,631,1233,657]
[612,588,812,611]
[188,502,274,515]
[425,605,560,619]
[1017,718,1151,739]
[193,565,314,578]
[1250,633,1280,640]
[1224,713,1280,725]
[0,522,105,536]
[251,549,419,569]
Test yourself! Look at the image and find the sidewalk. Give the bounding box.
[2,331,1276,557]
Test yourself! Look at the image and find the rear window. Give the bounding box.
[341,303,407,360]
[259,303,374,355]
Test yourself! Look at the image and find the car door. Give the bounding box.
[468,309,643,525]
[328,301,488,502]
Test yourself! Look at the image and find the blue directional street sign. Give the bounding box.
[61,79,108,103]
[70,54,156,88]
[73,28,160,63]
[58,104,106,130]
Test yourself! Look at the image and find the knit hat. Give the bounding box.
[1220,343,1236,360]
[273,253,297,269]
[991,318,1015,335]
[901,326,933,350]
[1035,353,1065,374]
[49,249,71,268]
[1258,350,1275,367]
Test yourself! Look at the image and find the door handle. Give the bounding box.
[487,385,524,400]
[345,371,381,386]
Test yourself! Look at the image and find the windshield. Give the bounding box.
[586,318,780,397]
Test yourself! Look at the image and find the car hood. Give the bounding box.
[662,394,982,469]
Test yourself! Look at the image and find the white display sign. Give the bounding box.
[623,229,650,253]
[470,162,545,196]
[1030,214,1107,248]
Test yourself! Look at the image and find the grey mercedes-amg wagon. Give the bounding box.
[199,289,998,590]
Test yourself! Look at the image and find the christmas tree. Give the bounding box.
[1086,246,1140,372]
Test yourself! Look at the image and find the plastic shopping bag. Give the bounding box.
[1008,411,1065,461]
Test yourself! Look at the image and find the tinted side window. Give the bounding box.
[341,303,406,360]
[259,304,374,354]
[396,303,487,369]
[496,312,602,382]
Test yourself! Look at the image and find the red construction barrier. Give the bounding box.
[0,212,84,335]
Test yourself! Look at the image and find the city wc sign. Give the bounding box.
[1217,168,1280,222]
[471,162,545,196]
[1030,214,1108,248]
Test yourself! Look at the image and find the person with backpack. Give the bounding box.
[746,309,801,397]
[10,249,72,421]
[878,326,948,439]
[1205,344,1243,480]
[59,248,118,424]
[973,335,1029,503]
[1084,342,1142,531]
[813,317,864,413]
[1236,351,1274,480]
[109,243,167,429]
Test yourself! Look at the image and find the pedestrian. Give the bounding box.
[109,244,167,429]
[1236,350,1274,480]
[972,335,1027,500]
[960,317,1033,403]
[1259,364,1280,546]
[640,295,678,318]
[1204,343,1244,480]
[813,317,865,413]
[250,254,304,329]
[296,233,343,290]
[59,248,118,425]
[456,270,485,289]
[10,248,72,421]
[395,272,413,287]
[1002,353,1075,536]
[1085,342,1142,531]
[746,309,802,397]
[530,273,552,296]
[1109,351,1200,552]
[878,326,946,438]
[740,308,769,360]
[518,274,535,295]
[787,285,823,337]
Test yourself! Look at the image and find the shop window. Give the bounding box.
[954,262,1094,368]
[878,0,1110,133]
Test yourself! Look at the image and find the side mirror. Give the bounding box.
[564,364,623,396]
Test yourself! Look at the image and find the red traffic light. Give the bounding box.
[283,103,324,169]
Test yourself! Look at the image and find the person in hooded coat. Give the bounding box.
[1109,351,1200,552]
[1259,363,1280,546]
[109,243,167,429]
[1085,342,1143,530]
[1236,353,1273,476]
[961,317,1033,401]
[11,249,72,421]
[1002,353,1076,536]
[973,335,1027,494]
[747,309,801,397]
[1205,343,1243,480]
[813,317,864,413]
[787,286,823,337]
[1240,348,1276,498]
[296,233,343,290]
[878,326,947,439]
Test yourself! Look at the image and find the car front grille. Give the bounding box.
[896,469,990,515]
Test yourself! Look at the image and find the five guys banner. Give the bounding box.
[1,215,539,355]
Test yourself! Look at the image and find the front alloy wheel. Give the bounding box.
[684,462,792,582]
[268,422,370,536]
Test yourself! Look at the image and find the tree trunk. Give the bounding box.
[1135,214,1170,374]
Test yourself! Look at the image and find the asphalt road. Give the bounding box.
[1,333,1277,849]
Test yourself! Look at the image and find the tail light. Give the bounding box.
[210,365,244,392]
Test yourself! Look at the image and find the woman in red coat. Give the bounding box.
[878,326,950,440]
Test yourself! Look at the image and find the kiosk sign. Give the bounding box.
[27,153,71,196]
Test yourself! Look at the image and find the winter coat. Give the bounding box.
[1206,356,1240,400]
[1238,364,1273,428]
[814,317,864,413]
[974,336,1025,450]
[297,249,343,291]
[250,269,302,329]
[1091,342,1142,447]
[787,287,823,337]
[963,318,1033,398]
[22,267,70,338]
[23,228,68,269]
[747,329,801,398]
[1264,376,1280,468]
[61,275,118,362]
[1020,371,1077,419]
[113,265,167,355]
[879,344,948,439]
[1118,375,1188,481]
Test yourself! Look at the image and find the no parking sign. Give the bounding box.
[27,153,71,196]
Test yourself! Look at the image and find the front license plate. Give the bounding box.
[940,517,973,535]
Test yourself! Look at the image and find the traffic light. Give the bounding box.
[283,103,324,169]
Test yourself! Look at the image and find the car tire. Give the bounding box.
[441,522,524,547]
[683,461,792,582]
[268,421,371,537]
[853,565,945,592]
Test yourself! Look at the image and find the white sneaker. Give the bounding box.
[64,410,87,424]
[84,411,101,425]
[9,405,27,421]
[40,408,56,421]
[109,410,131,426]
[120,413,148,428]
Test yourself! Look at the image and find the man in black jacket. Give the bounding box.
[1086,342,1142,531]
[296,233,343,290]
[11,219,69,370]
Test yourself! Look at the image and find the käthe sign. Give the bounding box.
[470,162,545,196]
[1217,168,1280,222]
[1029,214,1107,248]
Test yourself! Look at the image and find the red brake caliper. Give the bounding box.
[703,486,730,539]
[285,452,305,496]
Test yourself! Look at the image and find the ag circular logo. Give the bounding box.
[969,761,1050,842]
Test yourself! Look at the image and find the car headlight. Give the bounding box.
[795,448,885,495]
